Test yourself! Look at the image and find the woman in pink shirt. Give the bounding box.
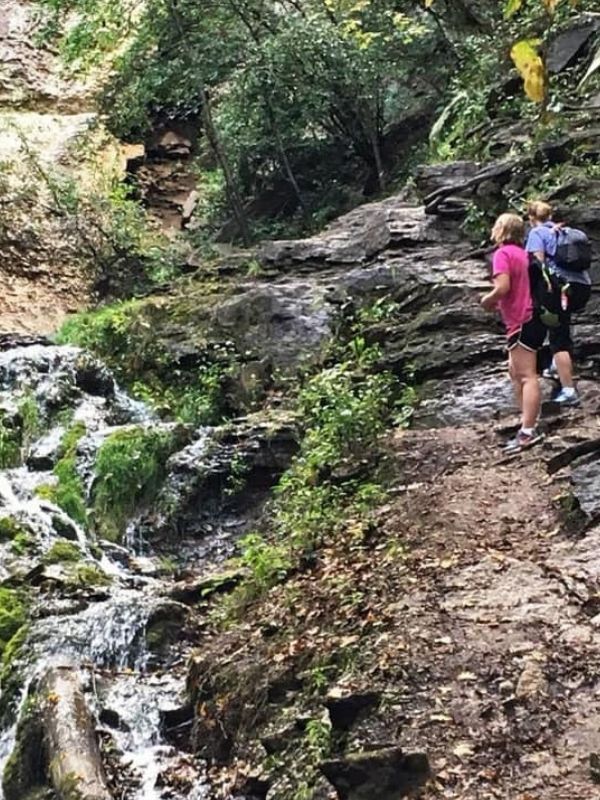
[481,213,545,452]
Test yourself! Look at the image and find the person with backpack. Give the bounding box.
[526,200,592,406]
[481,212,545,452]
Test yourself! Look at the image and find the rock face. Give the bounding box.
[0,0,127,333]
[319,747,431,800]
[0,0,93,110]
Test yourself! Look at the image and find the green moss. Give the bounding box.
[0,517,27,542]
[10,533,33,557]
[0,588,28,654]
[42,541,82,565]
[0,625,29,724]
[70,564,111,588]
[2,695,43,800]
[0,413,22,469]
[57,299,236,425]
[92,426,178,541]
[17,395,41,450]
[36,424,87,527]
[56,771,84,800]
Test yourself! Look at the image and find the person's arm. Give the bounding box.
[481,273,510,310]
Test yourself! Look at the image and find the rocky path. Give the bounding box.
[378,394,600,798]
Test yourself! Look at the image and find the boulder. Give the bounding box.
[320,746,430,799]
[547,17,600,74]
[326,691,380,732]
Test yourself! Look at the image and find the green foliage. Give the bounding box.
[0,588,28,656]
[41,423,87,527]
[36,0,445,237]
[305,717,332,761]
[92,426,177,541]
[274,360,395,553]
[42,540,82,565]
[57,303,234,425]
[238,533,291,591]
[0,413,22,469]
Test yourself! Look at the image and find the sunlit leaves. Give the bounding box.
[504,0,523,18]
[511,39,546,103]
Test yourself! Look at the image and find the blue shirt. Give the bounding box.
[526,221,591,286]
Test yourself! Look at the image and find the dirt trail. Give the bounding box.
[379,387,600,798]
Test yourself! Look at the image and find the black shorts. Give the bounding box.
[549,283,591,355]
[507,315,546,352]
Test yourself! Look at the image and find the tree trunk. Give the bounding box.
[199,87,252,245]
[41,666,111,800]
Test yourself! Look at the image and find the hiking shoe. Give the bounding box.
[543,364,559,380]
[553,388,581,407]
[504,429,544,453]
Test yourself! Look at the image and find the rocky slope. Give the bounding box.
[0,0,126,333]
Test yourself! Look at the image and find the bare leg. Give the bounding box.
[509,358,523,410]
[554,350,574,389]
[509,345,540,429]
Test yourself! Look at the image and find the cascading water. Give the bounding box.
[0,340,217,799]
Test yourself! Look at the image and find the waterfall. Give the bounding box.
[0,341,211,799]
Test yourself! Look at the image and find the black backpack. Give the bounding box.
[529,255,589,328]
[554,227,592,273]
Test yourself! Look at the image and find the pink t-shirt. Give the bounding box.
[492,244,533,336]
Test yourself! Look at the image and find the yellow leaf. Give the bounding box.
[543,0,558,12]
[424,0,434,7]
[511,40,546,103]
[504,0,523,18]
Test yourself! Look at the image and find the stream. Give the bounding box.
[0,339,227,799]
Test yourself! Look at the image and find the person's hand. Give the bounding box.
[481,293,497,311]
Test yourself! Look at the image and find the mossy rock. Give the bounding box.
[2,695,45,800]
[42,541,82,566]
[0,588,28,654]
[0,517,28,542]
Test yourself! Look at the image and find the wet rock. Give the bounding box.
[2,691,45,800]
[326,691,380,732]
[26,428,64,471]
[547,17,600,73]
[414,161,481,198]
[74,354,115,398]
[169,568,244,603]
[231,774,270,800]
[40,666,112,800]
[150,413,299,541]
[319,746,430,799]
[160,704,194,749]
[145,601,189,655]
[261,722,305,755]
[99,708,131,733]
[259,199,393,267]
[570,454,600,518]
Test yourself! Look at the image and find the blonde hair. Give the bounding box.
[491,213,525,246]
[527,200,552,222]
